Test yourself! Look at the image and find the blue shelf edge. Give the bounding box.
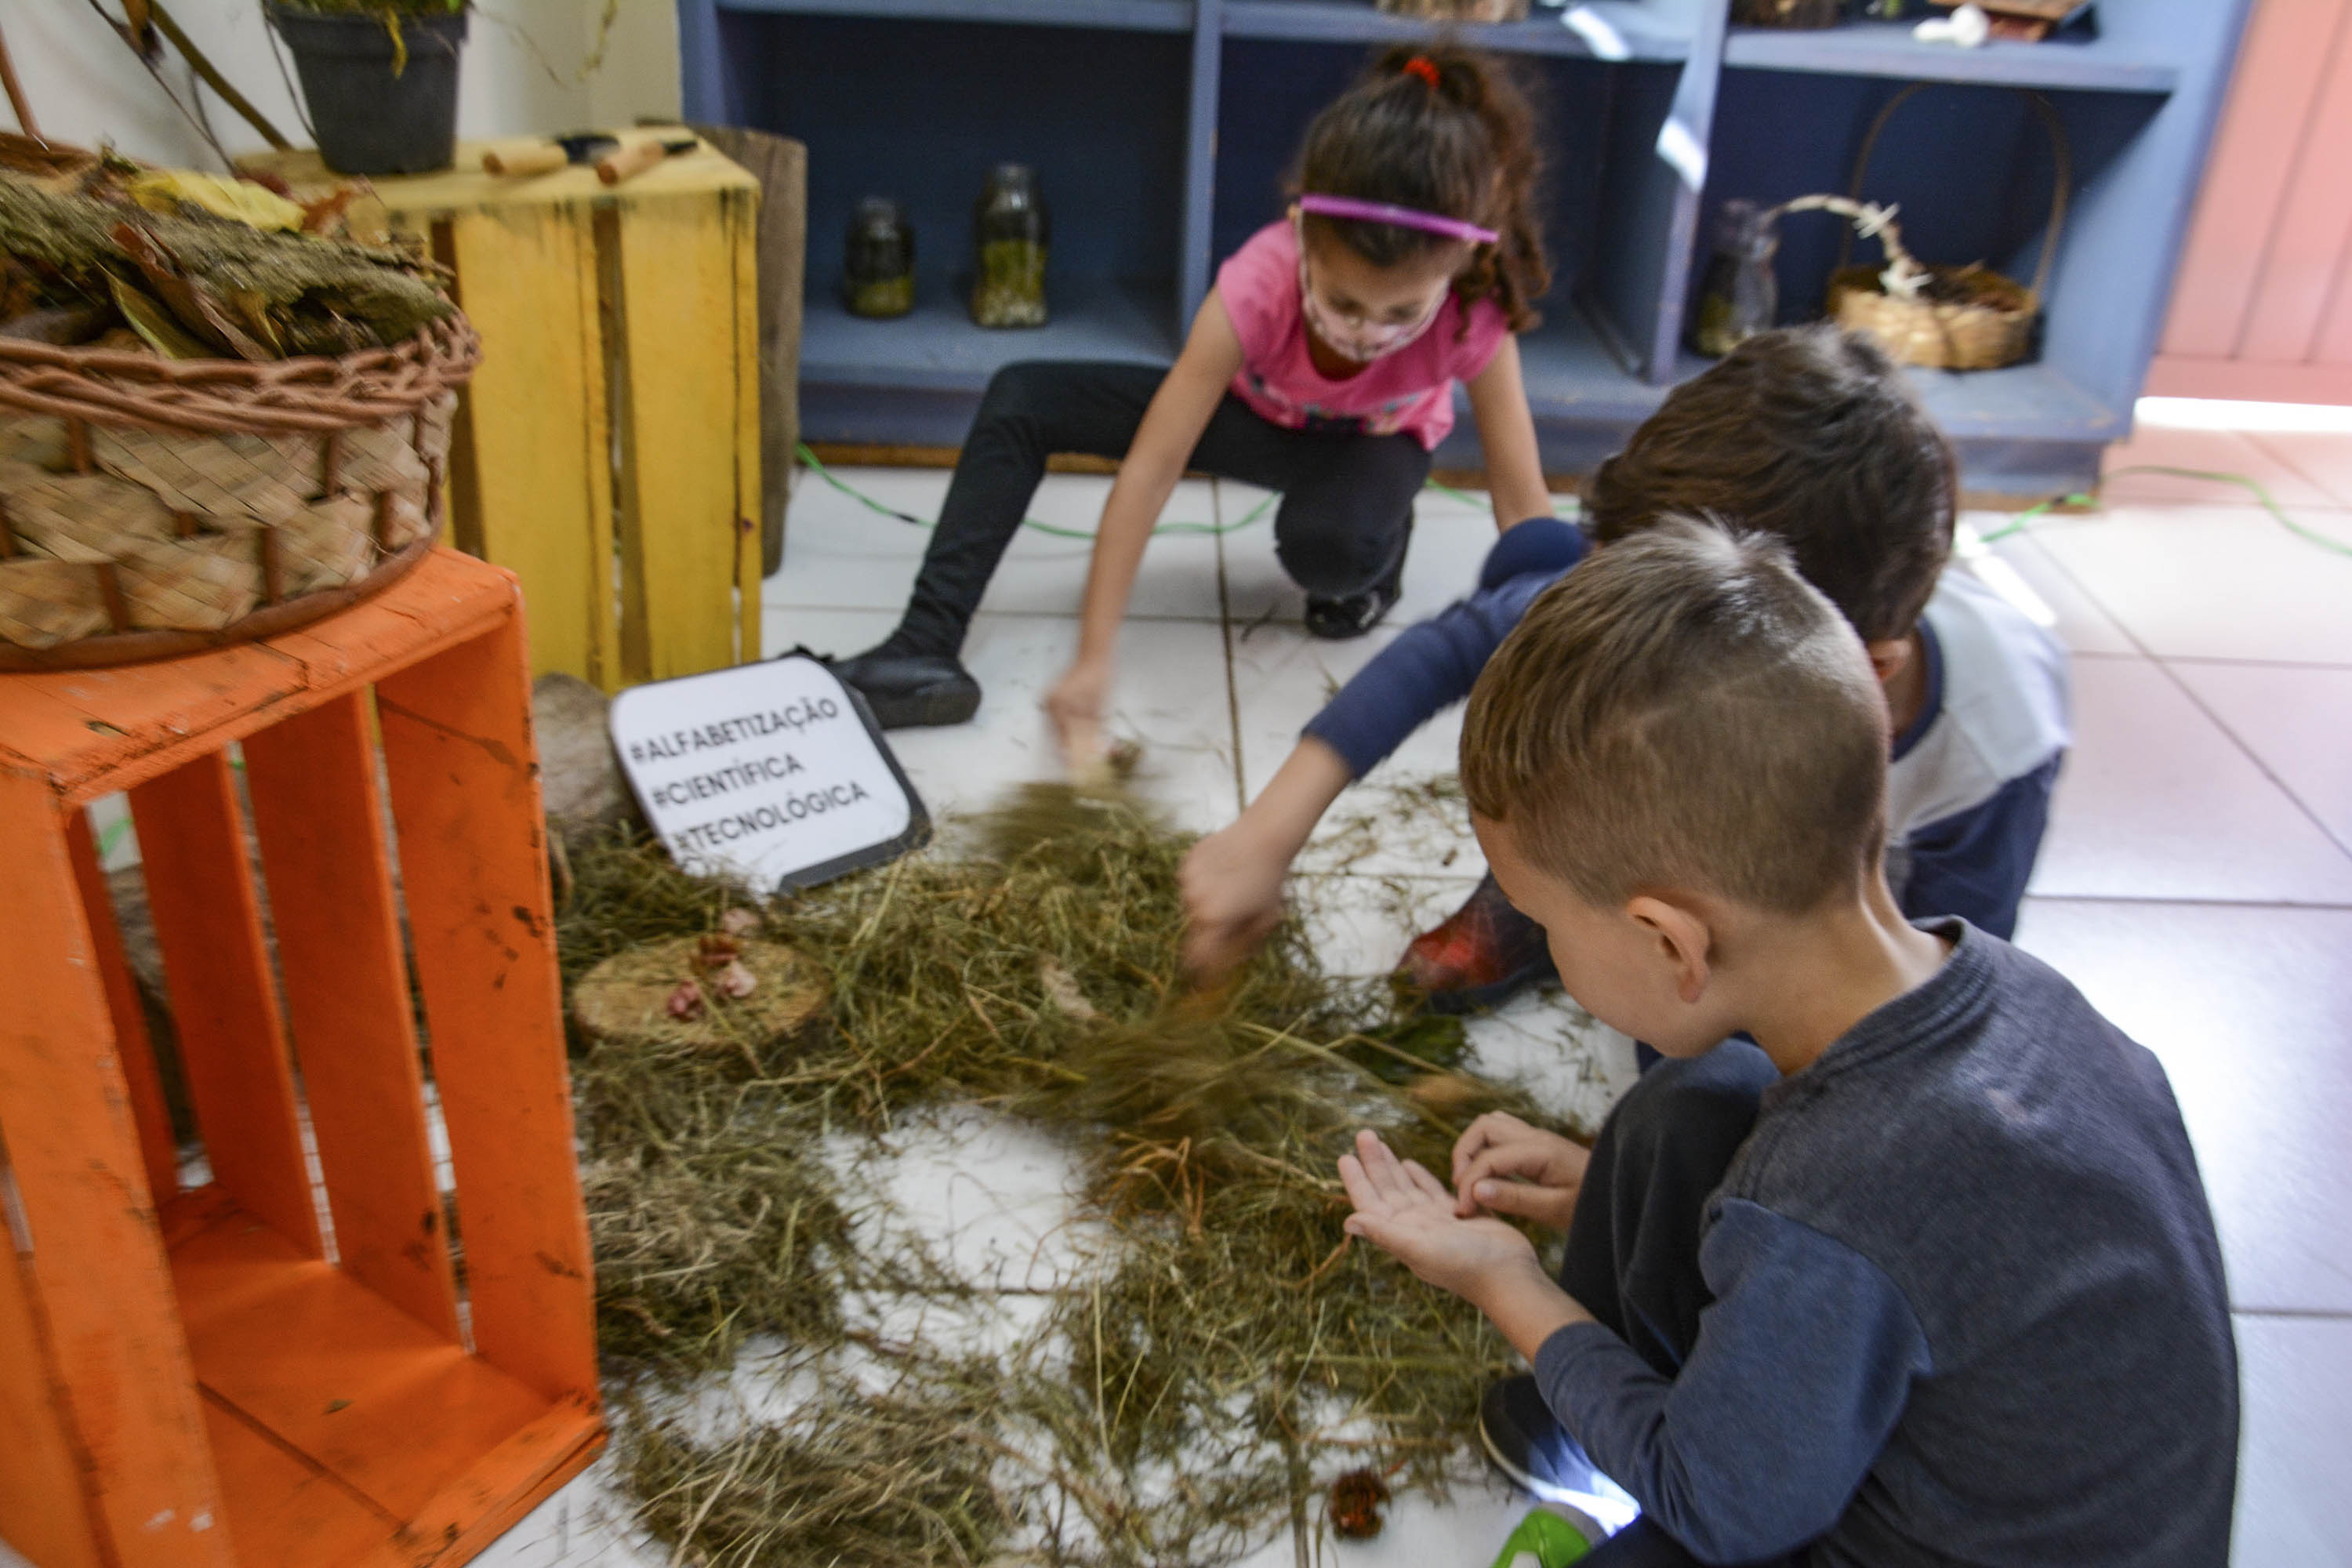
[797,279,2118,494]
[800,279,1181,394]
[715,0,1687,54]
[1722,23,2177,94]
[1221,0,1690,61]
[717,0,1193,31]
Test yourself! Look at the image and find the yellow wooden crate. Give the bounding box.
[245,137,763,691]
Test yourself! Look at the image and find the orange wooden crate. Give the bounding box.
[0,549,603,1568]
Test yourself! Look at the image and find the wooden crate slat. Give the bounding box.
[613,187,757,682]
[423,201,621,691]
[242,694,464,1343]
[196,1398,404,1568]
[0,775,232,1568]
[730,182,766,667]
[0,1247,109,1568]
[172,1203,548,1521]
[127,752,321,1258]
[376,612,599,1405]
[390,1395,605,1565]
[64,808,181,1204]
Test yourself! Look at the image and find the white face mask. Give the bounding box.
[1295,221,1446,365]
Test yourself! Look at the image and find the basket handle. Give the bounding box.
[1833,83,2072,303]
[1773,194,1932,300]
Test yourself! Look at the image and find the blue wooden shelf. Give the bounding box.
[1221,1,1690,60]
[694,0,2258,495]
[800,278,1180,394]
[1722,22,2178,93]
[716,0,1192,31]
[1518,308,1673,422]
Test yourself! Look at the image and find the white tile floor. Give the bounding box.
[499,405,2352,1566]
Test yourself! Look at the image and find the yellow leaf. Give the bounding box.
[127,171,306,233]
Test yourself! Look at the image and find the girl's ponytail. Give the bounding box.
[1294,44,1552,333]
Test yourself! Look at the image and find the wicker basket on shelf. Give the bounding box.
[1376,0,1530,22]
[0,315,478,669]
[1796,85,2071,372]
[1732,0,1842,26]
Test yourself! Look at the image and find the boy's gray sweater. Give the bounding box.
[1536,923,2239,1565]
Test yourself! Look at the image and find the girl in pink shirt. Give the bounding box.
[834,46,1555,761]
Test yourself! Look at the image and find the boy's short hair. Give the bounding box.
[1585,325,1955,643]
[1461,517,1889,914]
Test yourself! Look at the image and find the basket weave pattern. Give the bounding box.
[0,318,477,659]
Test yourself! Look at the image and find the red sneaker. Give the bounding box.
[1397,873,1558,1014]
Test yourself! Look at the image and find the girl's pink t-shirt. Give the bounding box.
[1215,220,1510,451]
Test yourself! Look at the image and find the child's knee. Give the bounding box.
[1611,1040,1776,1159]
[977,361,1061,422]
[1273,502,1409,597]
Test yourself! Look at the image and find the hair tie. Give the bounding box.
[1403,56,1441,89]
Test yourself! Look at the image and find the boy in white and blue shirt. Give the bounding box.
[1179,325,2069,998]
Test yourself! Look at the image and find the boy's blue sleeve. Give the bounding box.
[1534,1200,1932,1563]
[1897,753,2063,942]
[1302,519,1588,780]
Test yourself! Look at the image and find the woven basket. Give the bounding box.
[1802,86,2071,372]
[0,314,479,669]
[1376,0,1530,20]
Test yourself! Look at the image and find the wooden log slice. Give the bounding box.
[570,935,828,1058]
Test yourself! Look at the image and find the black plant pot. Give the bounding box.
[268,6,467,176]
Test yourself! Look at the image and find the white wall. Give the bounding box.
[2,0,683,169]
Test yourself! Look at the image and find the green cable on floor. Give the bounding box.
[796,442,1271,538]
[1979,464,2352,558]
[799,445,2350,561]
[795,442,1574,540]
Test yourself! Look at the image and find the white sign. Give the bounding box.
[610,654,927,894]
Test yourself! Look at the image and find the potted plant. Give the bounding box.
[266,0,469,176]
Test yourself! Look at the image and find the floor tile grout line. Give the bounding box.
[764,605,1227,626]
[2230,1306,2352,1321]
[2150,663,2352,866]
[1214,479,1249,818]
[2024,893,2352,913]
[2051,648,2352,671]
[2010,511,2352,866]
[2238,426,2352,511]
[2156,654,2352,673]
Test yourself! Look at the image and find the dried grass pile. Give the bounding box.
[557,784,1567,1566]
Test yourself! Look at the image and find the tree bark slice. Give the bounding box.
[570,935,828,1058]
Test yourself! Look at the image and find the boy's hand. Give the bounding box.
[1044,659,1111,775]
[1180,822,1289,982]
[1451,1111,1590,1230]
[1340,1128,1538,1299]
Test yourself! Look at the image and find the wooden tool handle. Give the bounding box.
[595,140,670,186]
[484,143,568,176]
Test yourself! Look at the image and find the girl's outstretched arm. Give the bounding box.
[1044,292,1246,771]
[1465,336,1552,531]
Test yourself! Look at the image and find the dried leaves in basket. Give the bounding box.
[0,172,452,358]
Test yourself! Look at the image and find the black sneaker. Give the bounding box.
[827,646,981,729]
[1479,1374,1642,1531]
[1304,576,1400,641]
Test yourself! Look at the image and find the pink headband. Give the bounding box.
[1298,193,1498,247]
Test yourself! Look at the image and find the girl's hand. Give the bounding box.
[1180,822,1290,982]
[1044,658,1111,774]
[1450,1111,1590,1230]
[1341,1128,1538,1299]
